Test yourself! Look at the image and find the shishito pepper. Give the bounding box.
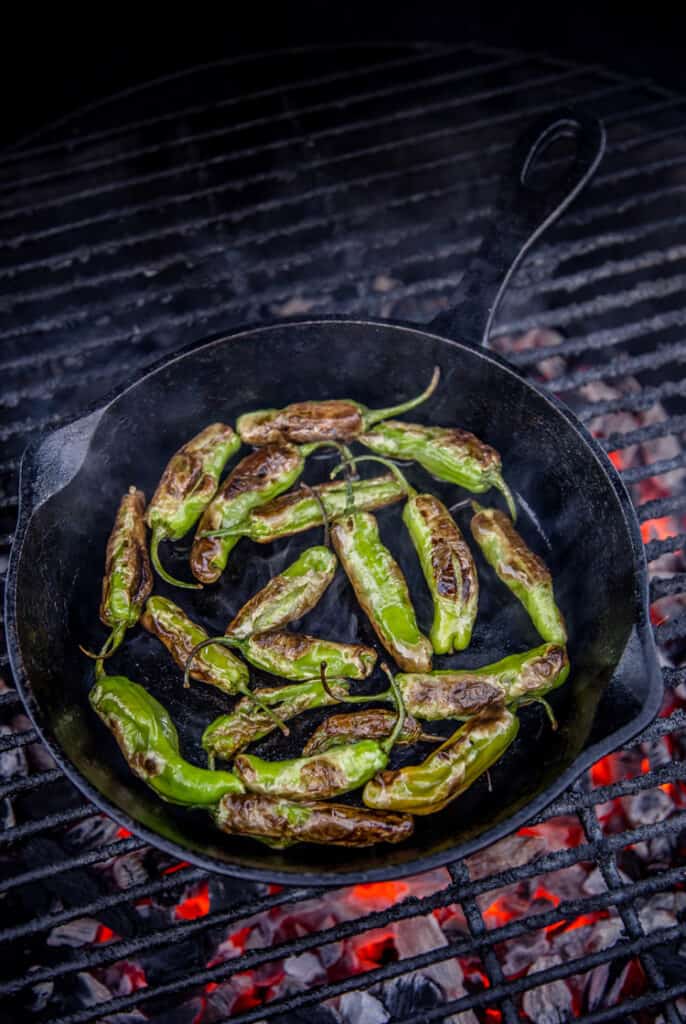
[85,487,153,662]
[201,474,404,544]
[470,503,567,645]
[191,444,305,584]
[359,421,516,520]
[331,511,432,673]
[90,675,244,806]
[233,666,407,801]
[226,546,337,639]
[145,423,241,589]
[214,792,414,848]
[363,706,518,815]
[141,596,249,695]
[302,708,432,755]
[202,678,354,763]
[397,643,569,720]
[188,629,377,684]
[340,457,478,653]
[236,368,439,446]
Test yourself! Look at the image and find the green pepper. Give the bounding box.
[202,678,354,762]
[302,708,433,755]
[145,423,241,589]
[470,503,567,645]
[226,546,337,639]
[214,792,414,848]
[201,474,404,544]
[90,675,244,806]
[340,456,478,654]
[85,487,153,663]
[359,421,516,520]
[188,629,377,684]
[141,596,249,695]
[363,706,518,815]
[191,443,305,584]
[233,666,407,800]
[330,511,432,673]
[397,643,569,720]
[236,368,439,446]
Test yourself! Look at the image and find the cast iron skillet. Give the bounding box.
[5,109,662,884]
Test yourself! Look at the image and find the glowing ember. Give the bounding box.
[175,880,210,920]
[163,860,191,874]
[116,826,132,838]
[354,931,396,971]
[483,896,514,927]
[351,880,409,905]
[96,924,117,943]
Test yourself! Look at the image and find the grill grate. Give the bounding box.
[1,42,686,1024]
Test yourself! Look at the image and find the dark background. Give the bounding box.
[3,5,686,147]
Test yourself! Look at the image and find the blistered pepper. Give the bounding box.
[202,678,354,764]
[214,792,414,848]
[363,706,518,815]
[331,511,432,673]
[302,708,432,755]
[141,596,249,695]
[90,675,244,806]
[342,456,478,653]
[470,503,567,645]
[191,444,305,584]
[145,423,241,589]
[201,474,404,544]
[226,546,337,639]
[397,643,569,720]
[85,487,153,662]
[233,666,407,800]
[236,368,439,446]
[359,421,516,520]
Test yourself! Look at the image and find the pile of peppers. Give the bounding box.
[84,366,572,849]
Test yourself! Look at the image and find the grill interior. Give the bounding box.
[1,42,686,1024]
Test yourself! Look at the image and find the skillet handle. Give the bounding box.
[430,107,606,347]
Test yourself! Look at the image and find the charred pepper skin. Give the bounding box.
[202,474,404,543]
[238,631,377,681]
[303,709,426,755]
[145,423,241,589]
[236,368,440,446]
[331,512,432,673]
[235,739,390,801]
[141,596,249,694]
[214,792,414,848]
[359,421,516,519]
[363,707,519,815]
[202,679,354,762]
[470,503,567,645]
[226,546,337,639]
[90,675,244,806]
[397,643,569,720]
[191,444,304,584]
[94,487,153,660]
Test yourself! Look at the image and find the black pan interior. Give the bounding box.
[8,320,659,882]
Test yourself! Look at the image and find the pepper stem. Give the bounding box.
[151,529,203,590]
[536,696,558,731]
[494,475,517,521]
[183,636,290,736]
[331,455,415,498]
[318,661,392,705]
[79,622,127,662]
[301,482,331,549]
[379,662,407,752]
[363,366,440,428]
[300,441,356,466]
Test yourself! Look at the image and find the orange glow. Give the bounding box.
[533,885,561,907]
[355,931,396,970]
[228,925,251,952]
[591,755,617,787]
[205,982,219,994]
[121,962,147,990]
[351,881,409,905]
[641,757,650,774]
[96,924,117,943]
[268,883,283,894]
[163,860,191,874]
[566,911,609,932]
[484,1010,503,1022]
[640,517,674,543]
[116,826,132,839]
[232,975,262,1015]
[483,896,514,926]
[607,451,623,469]
[175,880,210,920]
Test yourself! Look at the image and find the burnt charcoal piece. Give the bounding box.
[381,973,444,1017]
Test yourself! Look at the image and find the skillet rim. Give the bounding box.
[4,316,663,885]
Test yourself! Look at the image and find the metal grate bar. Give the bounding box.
[0,836,144,892]
[651,573,686,599]
[601,415,686,453]
[0,688,20,706]
[0,44,494,166]
[655,612,686,644]
[0,767,63,799]
[0,804,96,843]
[637,492,686,523]
[0,54,529,208]
[645,533,686,561]
[0,727,36,752]
[577,379,686,423]
[621,452,686,483]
